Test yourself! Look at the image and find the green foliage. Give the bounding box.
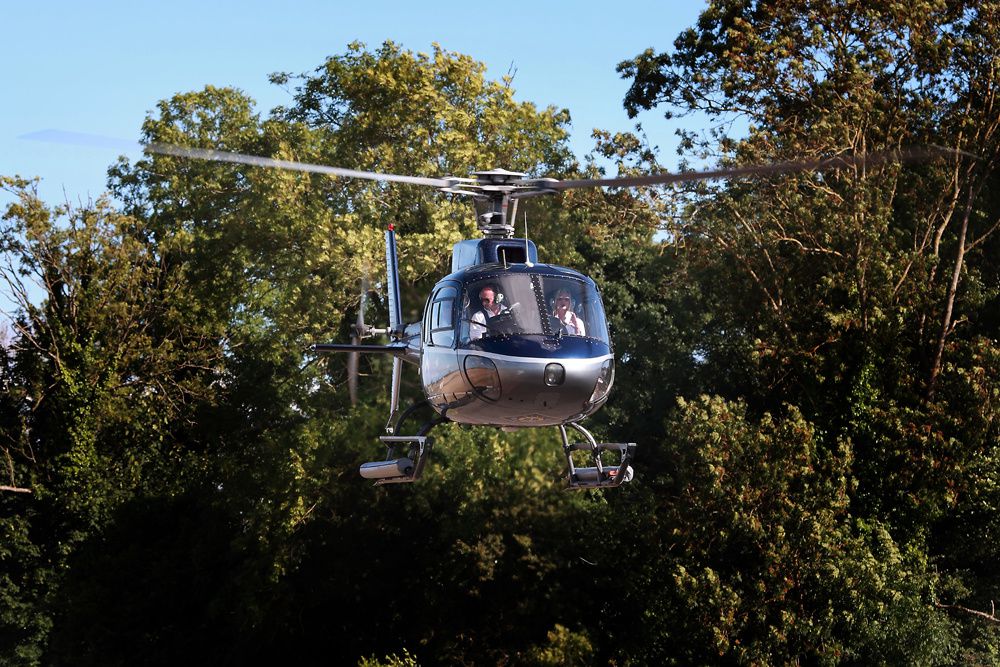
[4,43,591,665]
[659,397,958,663]
[3,26,1000,665]
[1,172,228,664]
[0,512,51,666]
[613,1,1000,663]
[358,649,419,667]
[524,624,595,666]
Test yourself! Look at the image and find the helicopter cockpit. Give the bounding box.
[457,272,610,348]
[420,264,615,429]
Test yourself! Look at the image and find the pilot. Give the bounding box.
[552,288,585,336]
[470,285,507,340]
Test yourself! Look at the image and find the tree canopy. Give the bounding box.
[3,14,1000,664]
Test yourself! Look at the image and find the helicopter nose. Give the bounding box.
[491,357,608,420]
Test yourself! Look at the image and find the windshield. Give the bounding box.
[458,273,609,347]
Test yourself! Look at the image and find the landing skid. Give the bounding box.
[359,402,446,485]
[359,406,636,488]
[559,423,636,489]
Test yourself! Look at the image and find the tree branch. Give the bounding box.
[935,601,1000,625]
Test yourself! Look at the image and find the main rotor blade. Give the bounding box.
[20,129,143,152]
[146,143,454,188]
[545,145,965,191]
[21,129,453,188]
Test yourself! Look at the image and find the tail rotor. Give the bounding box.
[347,276,370,406]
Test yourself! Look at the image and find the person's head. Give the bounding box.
[554,289,573,311]
[479,286,499,311]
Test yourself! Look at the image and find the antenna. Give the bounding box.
[524,212,534,267]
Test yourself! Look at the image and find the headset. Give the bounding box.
[478,283,504,306]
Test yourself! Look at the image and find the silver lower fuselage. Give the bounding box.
[420,344,612,427]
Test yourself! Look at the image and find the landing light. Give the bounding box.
[543,363,565,386]
[589,359,614,403]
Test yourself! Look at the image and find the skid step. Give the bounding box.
[565,442,634,454]
[360,458,414,480]
[559,424,636,489]
[572,464,634,486]
[566,446,636,489]
[359,435,432,485]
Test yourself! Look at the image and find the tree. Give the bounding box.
[618,1,1000,659]
[1,43,611,665]
[0,176,225,664]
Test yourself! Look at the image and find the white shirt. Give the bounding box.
[555,310,586,336]
[470,305,507,340]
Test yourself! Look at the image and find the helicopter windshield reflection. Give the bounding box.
[459,274,609,346]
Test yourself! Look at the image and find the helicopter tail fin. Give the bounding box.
[385,224,403,334]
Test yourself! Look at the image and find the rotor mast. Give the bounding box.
[443,169,558,239]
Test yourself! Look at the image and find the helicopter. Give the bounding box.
[314,167,638,489]
[23,131,954,488]
[128,142,962,488]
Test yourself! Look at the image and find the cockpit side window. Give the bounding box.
[428,285,457,347]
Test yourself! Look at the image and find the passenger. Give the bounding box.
[470,285,508,340]
[552,288,585,336]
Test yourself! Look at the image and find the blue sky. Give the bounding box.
[3,1,707,206]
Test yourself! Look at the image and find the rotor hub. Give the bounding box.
[439,169,561,238]
[471,168,527,184]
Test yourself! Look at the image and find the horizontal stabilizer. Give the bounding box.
[313,343,406,355]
